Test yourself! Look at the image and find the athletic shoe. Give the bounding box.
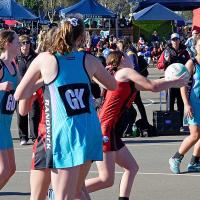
[48,188,55,200]
[187,163,200,172]
[169,157,181,174]
[20,140,27,146]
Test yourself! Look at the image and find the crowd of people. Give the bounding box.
[0,14,199,200]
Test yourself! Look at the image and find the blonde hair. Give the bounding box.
[37,27,58,53]
[19,34,31,43]
[51,14,85,54]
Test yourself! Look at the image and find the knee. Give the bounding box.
[126,162,139,176]
[100,175,115,188]
[9,164,16,177]
[0,167,12,181]
[1,163,16,180]
[190,133,200,143]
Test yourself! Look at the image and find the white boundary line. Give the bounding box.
[144,99,154,107]
[14,146,32,150]
[15,170,200,177]
[126,143,181,147]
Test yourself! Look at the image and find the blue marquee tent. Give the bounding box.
[60,0,116,18]
[0,0,38,20]
[133,3,184,21]
[134,0,200,12]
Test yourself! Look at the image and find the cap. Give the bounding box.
[171,33,180,40]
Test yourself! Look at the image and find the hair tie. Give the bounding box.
[63,18,79,27]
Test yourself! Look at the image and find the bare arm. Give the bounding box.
[85,54,116,91]
[181,59,194,118]
[180,59,194,106]
[0,81,13,91]
[14,54,43,101]
[124,68,187,92]
[18,94,37,116]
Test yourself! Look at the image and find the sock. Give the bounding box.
[190,155,200,165]
[173,152,184,160]
[119,197,129,200]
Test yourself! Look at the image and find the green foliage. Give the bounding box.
[98,0,133,16]
[133,20,172,43]
[181,11,193,20]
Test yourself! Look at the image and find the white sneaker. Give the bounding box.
[20,140,27,145]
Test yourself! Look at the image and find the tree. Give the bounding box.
[182,11,193,20]
[98,0,131,17]
[17,0,80,22]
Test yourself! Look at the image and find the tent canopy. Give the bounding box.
[193,8,200,32]
[4,20,22,26]
[0,0,38,20]
[134,0,200,12]
[133,3,184,21]
[60,0,116,18]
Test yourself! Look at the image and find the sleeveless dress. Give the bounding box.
[0,61,18,150]
[44,51,102,168]
[99,81,137,152]
[187,62,200,125]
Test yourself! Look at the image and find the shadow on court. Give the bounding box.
[0,192,30,196]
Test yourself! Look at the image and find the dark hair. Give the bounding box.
[0,30,16,53]
[51,15,85,54]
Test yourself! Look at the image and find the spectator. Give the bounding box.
[157,33,190,130]
[16,35,39,145]
[185,29,199,58]
[152,30,160,42]
[144,46,151,64]
[137,36,145,48]
[151,47,160,64]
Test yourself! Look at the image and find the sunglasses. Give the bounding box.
[20,41,31,45]
[172,38,179,41]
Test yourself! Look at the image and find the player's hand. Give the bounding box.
[185,104,193,119]
[0,81,13,91]
[173,72,189,87]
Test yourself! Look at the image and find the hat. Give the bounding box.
[171,33,180,40]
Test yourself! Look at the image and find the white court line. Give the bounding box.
[126,143,181,147]
[14,146,32,150]
[15,170,200,177]
[144,99,154,107]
